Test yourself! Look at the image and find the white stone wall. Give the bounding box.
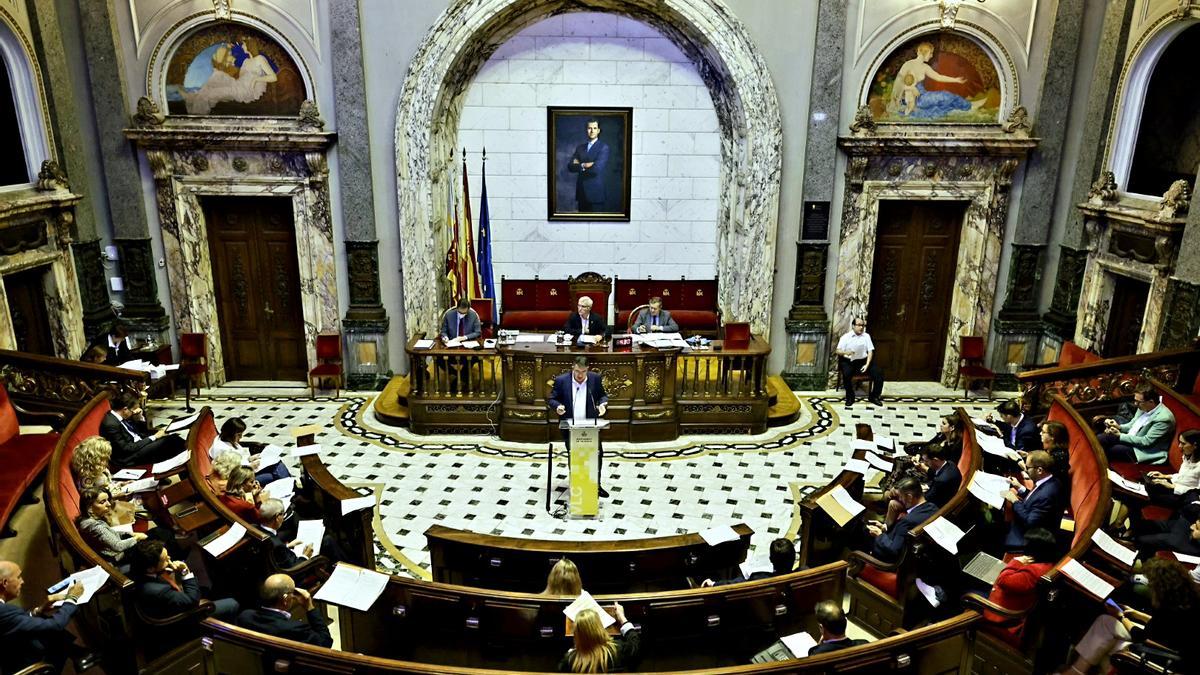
[457,12,720,313]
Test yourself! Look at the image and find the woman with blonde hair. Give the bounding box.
[208,450,244,494]
[71,436,137,522]
[544,558,583,596]
[559,605,641,673]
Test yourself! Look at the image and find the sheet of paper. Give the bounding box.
[842,458,870,475]
[976,432,1021,460]
[292,519,325,556]
[165,412,201,433]
[261,477,295,500]
[779,631,817,658]
[443,336,464,347]
[699,526,740,546]
[111,521,135,534]
[923,516,966,554]
[850,439,876,452]
[1092,528,1137,567]
[1173,552,1200,565]
[112,468,145,480]
[314,563,389,612]
[119,359,151,370]
[873,435,898,453]
[461,340,481,349]
[563,590,616,628]
[122,477,159,493]
[1107,470,1149,496]
[255,446,284,469]
[915,578,942,607]
[161,363,180,371]
[968,471,1011,509]
[515,334,544,343]
[202,523,246,558]
[293,444,321,457]
[341,494,375,515]
[1060,558,1114,600]
[51,565,110,607]
[963,552,1005,585]
[413,339,434,349]
[864,452,894,471]
[739,556,775,579]
[815,485,865,527]
[151,450,190,475]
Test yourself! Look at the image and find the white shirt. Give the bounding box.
[571,377,589,423]
[579,312,590,335]
[837,331,874,361]
[1172,459,1200,495]
[110,410,142,442]
[209,437,250,463]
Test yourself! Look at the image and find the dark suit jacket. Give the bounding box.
[567,139,610,206]
[99,412,156,466]
[1006,476,1065,549]
[134,573,200,620]
[264,528,303,569]
[0,600,78,672]
[563,311,607,339]
[997,416,1042,452]
[808,637,867,655]
[236,607,333,648]
[871,501,938,562]
[925,461,962,508]
[87,337,131,366]
[548,371,608,422]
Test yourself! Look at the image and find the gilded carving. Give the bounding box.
[1157,179,1190,220]
[299,100,325,130]
[918,254,939,310]
[516,364,534,400]
[1001,105,1031,134]
[635,410,672,420]
[1022,365,1180,410]
[507,409,542,420]
[36,160,68,191]
[645,363,663,401]
[132,97,165,128]
[848,105,875,134]
[1087,171,1119,205]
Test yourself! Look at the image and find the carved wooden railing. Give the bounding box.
[0,349,150,417]
[1017,347,1200,411]
[405,333,502,401]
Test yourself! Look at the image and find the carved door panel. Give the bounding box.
[206,197,307,381]
[866,201,964,381]
[4,266,55,356]
[1102,276,1149,358]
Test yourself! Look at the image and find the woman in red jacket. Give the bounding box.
[980,527,1058,645]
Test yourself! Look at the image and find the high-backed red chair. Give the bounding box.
[309,334,343,398]
[568,271,612,326]
[179,333,209,389]
[958,336,995,396]
[469,298,495,339]
[0,382,62,537]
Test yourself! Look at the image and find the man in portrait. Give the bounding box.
[567,118,610,212]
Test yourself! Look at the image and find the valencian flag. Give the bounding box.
[461,150,482,300]
[477,150,497,324]
[444,157,461,302]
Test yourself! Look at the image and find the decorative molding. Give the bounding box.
[1086,171,1119,204]
[1157,179,1191,220]
[997,243,1043,322]
[132,96,165,128]
[1159,279,1200,349]
[345,240,387,323]
[298,99,324,130]
[1001,105,1031,134]
[847,105,876,135]
[788,242,828,322]
[71,239,115,334]
[1044,245,1089,338]
[35,160,68,191]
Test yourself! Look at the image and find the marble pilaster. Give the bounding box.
[396,0,782,342]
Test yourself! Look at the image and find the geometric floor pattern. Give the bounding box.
[153,386,1004,579]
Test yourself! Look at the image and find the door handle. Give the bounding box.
[896,303,906,319]
[263,302,274,317]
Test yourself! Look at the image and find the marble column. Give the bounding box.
[332,0,389,389]
[1158,165,1200,348]
[76,0,167,334]
[1044,0,1136,340]
[782,0,845,391]
[993,0,1085,383]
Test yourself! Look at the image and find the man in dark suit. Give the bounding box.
[567,118,610,212]
[236,574,332,648]
[922,442,962,509]
[865,477,938,563]
[808,600,866,655]
[548,356,610,496]
[99,391,187,467]
[85,322,132,366]
[1003,451,1065,550]
[700,537,796,587]
[988,399,1041,452]
[126,540,238,621]
[563,296,607,341]
[0,561,84,673]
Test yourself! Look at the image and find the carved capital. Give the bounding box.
[298,100,325,130]
[1156,179,1191,219]
[1154,235,1177,272]
[846,156,869,193]
[304,151,328,178]
[1083,217,1104,251]
[213,0,231,19]
[54,211,75,250]
[1087,171,1119,205]
[145,150,173,180]
[132,97,165,128]
[848,105,876,135]
[35,160,69,191]
[1001,105,1031,134]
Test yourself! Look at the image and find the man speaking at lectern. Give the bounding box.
[549,356,610,497]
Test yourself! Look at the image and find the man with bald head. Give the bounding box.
[236,574,333,647]
[0,560,84,672]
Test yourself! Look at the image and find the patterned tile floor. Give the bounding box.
[154,384,1006,578]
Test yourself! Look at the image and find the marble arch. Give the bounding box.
[395,0,783,340]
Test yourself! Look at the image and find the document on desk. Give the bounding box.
[293,444,321,458]
[1174,552,1200,565]
[1092,528,1137,567]
[850,439,877,452]
[314,563,389,612]
[51,565,110,607]
[112,468,145,480]
[255,446,285,469]
[460,340,481,349]
[779,631,817,658]
[923,516,966,554]
[563,590,616,629]
[291,520,325,556]
[699,525,740,546]
[341,494,376,515]
[1060,558,1114,599]
[968,471,1011,509]
[515,334,545,342]
[976,432,1021,461]
[413,339,434,349]
[842,458,871,475]
[864,452,893,472]
[151,450,190,475]
[815,485,865,527]
[443,337,464,348]
[203,523,246,558]
[165,412,201,433]
[873,435,898,454]
[1107,470,1148,496]
[740,556,775,579]
[122,477,159,493]
[963,551,1006,585]
[261,477,295,507]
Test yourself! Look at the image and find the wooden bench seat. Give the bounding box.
[0,382,63,537]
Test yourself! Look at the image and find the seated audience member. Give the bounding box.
[564,296,607,341]
[1144,430,1200,508]
[834,317,884,408]
[1030,420,1072,481]
[987,399,1041,452]
[559,605,641,673]
[906,414,965,463]
[701,537,796,587]
[99,391,187,467]
[631,296,679,334]
[208,450,244,494]
[209,417,290,484]
[258,498,344,568]
[979,527,1058,645]
[126,540,238,621]
[543,558,583,596]
[0,561,85,673]
[1004,451,1065,551]
[71,435,138,522]
[87,322,131,366]
[220,466,265,524]
[1135,512,1200,561]
[77,487,150,563]
[864,477,938,563]
[921,442,962,509]
[808,600,866,655]
[1098,385,1175,465]
[236,574,332,648]
[1055,558,1196,674]
[81,345,108,364]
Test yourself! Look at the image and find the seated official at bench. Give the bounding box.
[864,477,937,563]
[560,604,641,673]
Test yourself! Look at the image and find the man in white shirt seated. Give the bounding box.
[835,317,885,408]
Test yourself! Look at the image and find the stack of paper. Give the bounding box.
[165,412,201,433]
[515,334,544,343]
[1060,558,1114,599]
[112,468,145,480]
[314,563,389,611]
[291,520,325,557]
[976,432,1020,461]
[815,485,866,527]
[121,477,159,493]
[460,340,481,349]
[563,590,616,629]
[699,526,740,546]
[1091,529,1136,567]
[151,450,190,475]
[203,523,246,557]
[923,517,966,554]
[968,471,1012,509]
[1107,470,1148,496]
[50,565,111,607]
[779,632,817,658]
[413,339,434,349]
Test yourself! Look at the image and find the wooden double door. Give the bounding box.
[205,196,307,381]
[4,266,55,356]
[865,201,965,381]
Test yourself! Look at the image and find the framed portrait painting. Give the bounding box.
[547,107,632,221]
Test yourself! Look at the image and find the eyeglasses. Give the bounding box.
[853,323,866,327]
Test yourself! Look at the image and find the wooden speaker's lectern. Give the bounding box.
[559,419,609,518]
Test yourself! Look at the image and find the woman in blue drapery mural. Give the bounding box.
[887,42,985,119]
[868,34,1000,124]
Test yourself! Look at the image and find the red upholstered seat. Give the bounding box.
[1108,461,1145,482]
[0,383,61,533]
[57,399,111,524]
[194,414,218,477]
[501,310,572,331]
[671,310,720,332]
[858,563,900,599]
[613,277,721,336]
[309,364,342,376]
[308,334,343,398]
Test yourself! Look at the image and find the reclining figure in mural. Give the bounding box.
[182,40,279,115]
[888,42,988,119]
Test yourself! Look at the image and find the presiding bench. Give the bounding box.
[425,523,752,593]
[499,272,611,332]
[615,276,721,337]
